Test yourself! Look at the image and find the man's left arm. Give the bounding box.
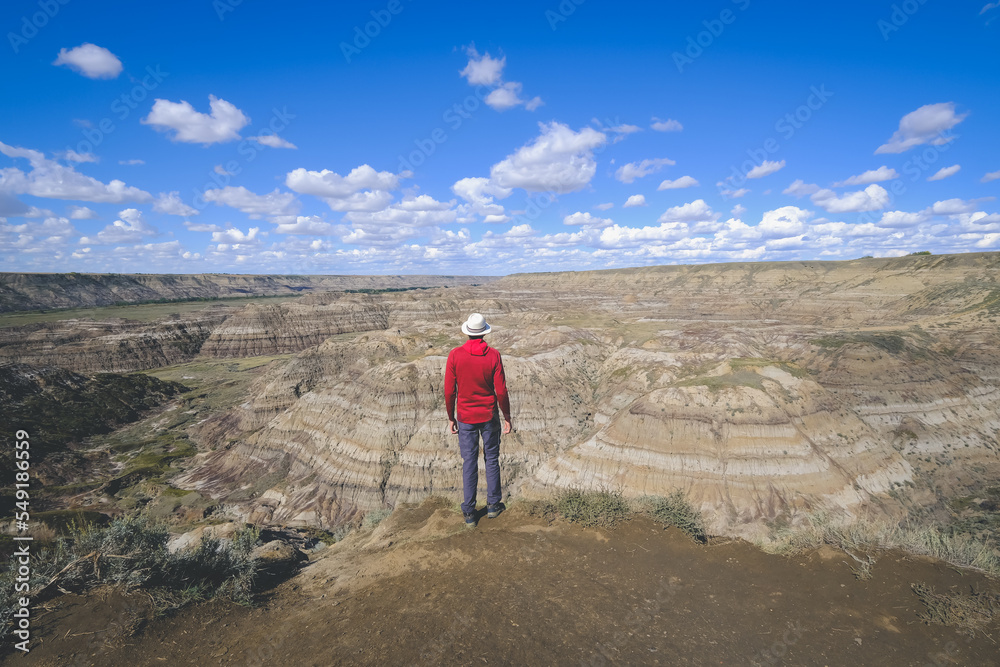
[493,354,512,434]
[444,351,459,434]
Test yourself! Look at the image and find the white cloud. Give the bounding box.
[875,102,967,154]
[214,164,233,176]
[485,82,528,111]
[396,194,453,211]
[594,202,614,211]
[610,124,641,136]
[118,159,144,166]
[343,202,457,231]
[59,150,98,163]
[592,120,641,143]
[783,180,820,197]
[490,122,606,193]
[286,164,401,197]
[718,186,750,198]
[953,211,1000,232]
[651,118,683,132]
[142,95,250,145]
[623,194,646,208]
[154,191,199,216]
[451,177,512,219]
[460,45,541,112]
[878,210,929,228]
[598,222,689,248]
[80,208,157,244]
[323,190,395,213]
[980,170,1000,183]
[286,165,405,213]
[563,212,613,228]
[731,204,747,217]
[811,184,890,213]
[982,2,1000,13]
[658,199,716,223]
[975,233,1000,248]
[340,226,424,247]
[67,205,97,219]
[927,164,961,181]
[21,206,54,218]
[273,215,335,235]
[202,186,299,219]
[757,206,813,238]
[184,221,222,233]
[833,166,899,186]
[53,43,122,79]
[0,193,31,217]
[249,134,297,149]
[459,46,505,86]
[615,158,675,184]
[657,175,699,190]
[928,197,995,215]
[746,159,786,179]
[0,141,151,203]
[211,225,260,244]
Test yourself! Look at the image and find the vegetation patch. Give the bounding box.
[31,510,110,533]
[0,365,187,475]
[0,515,260,633]
[959,289,1000,315]
[812,332,906,354]
[634,491,707,542]
[526,489,632,528]
[362,508,393,529]
[911,583,1000,634]
[296,525,342,546]
[677,370,765,392]
[751,512,1000,578]
[524,489,708,536]
[729,357,808,379]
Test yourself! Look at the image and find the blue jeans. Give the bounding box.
[457,415,502,514]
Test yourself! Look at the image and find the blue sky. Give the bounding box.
[1,0,998,275]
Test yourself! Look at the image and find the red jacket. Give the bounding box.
[444,338,511,424]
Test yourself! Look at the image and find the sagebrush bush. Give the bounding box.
[555,488,631,528]
[362,508,392,530]
[638,491,707,543]
[0,515,260,632]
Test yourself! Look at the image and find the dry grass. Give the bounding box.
[911,583,1000,635]
[750,512,1000,579]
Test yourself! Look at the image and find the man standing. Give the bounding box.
[444,313,512,526]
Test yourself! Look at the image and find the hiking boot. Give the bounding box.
[487,503,503,519]
[463,512,477,527]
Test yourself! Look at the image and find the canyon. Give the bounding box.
[2,253,999,539]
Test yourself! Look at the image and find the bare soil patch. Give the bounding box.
[9,502,999,666]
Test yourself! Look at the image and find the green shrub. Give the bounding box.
[362,508,392,530]
[0,515,260,632]
[639,491,707,543]
[555,488,630,528]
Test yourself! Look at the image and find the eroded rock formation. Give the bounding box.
[6,253,1000,535]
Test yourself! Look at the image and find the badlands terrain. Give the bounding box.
[2,253,1000,663]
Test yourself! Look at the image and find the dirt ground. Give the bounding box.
[9,501,1000,667]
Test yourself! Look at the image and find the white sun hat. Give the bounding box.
[461,313,492,336]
